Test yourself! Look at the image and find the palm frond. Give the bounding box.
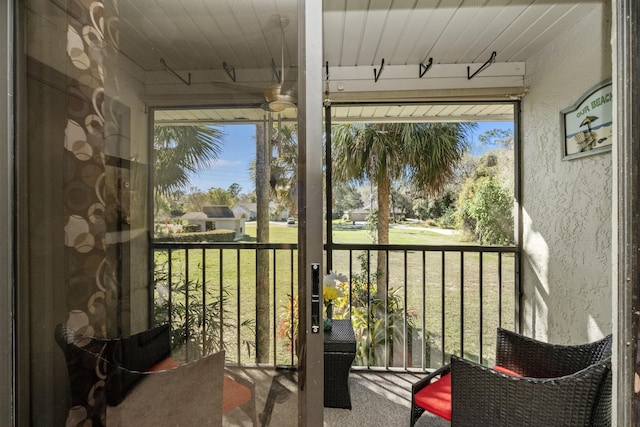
[154,125,224,196]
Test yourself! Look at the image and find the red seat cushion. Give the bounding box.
[493,365,521,376]
[414,372,453,421]
[148,357,252,414]
[222,376,252,414]
[147,357,181,372]
[414,365,521,421]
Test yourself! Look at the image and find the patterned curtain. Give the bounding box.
[62,0,122,424]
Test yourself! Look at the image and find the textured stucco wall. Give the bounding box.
[521,4,612,344]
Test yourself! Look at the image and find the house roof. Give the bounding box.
[233,203,257,213]
[181,212,208,221]
[203,205,235,218]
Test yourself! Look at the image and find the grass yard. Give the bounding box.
[153,223,516,368]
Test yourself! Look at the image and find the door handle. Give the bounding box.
[311,263,320,333]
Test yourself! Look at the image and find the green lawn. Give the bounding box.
[241,222,470,245]
[153,224,516,368]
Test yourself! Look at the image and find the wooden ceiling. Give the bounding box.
[116,0,602,121]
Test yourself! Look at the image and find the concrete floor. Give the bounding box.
[223,368,449,427]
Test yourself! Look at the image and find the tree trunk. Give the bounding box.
[289,184,298,218]
[376,170,390,303]
[255,122,270,363]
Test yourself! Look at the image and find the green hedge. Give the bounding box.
[155,229,236,243]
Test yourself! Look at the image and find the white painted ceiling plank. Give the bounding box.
[323,0,346,65]
[357,0,394,65]
[429,2,485,62]
[121,1,194,71]
[508,3,595,61]
[442,0,522,64]
[408,0,465,64]
[390,1,438,65]
[375,0,416,65]
[340,0,371,66]
[152,1,212,69]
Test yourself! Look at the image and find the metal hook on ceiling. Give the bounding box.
[419,58,433,78]
[222,62,236,82]
[160,58,191,86]
[374,58,385,83]
[467,51,496,80]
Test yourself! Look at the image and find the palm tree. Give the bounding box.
[153,125,224,198]
[248,123,299,217]
[271,124,298,217]
[251,121,297,363]
[331,122,476,300]
[255,123,271,363]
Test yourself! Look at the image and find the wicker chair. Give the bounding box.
[410,328,612,427]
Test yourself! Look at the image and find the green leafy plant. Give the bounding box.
[436,207,458,229]
[277,294,298,352]
[333,252,428,367]
[152,252,255,362]
[460,176,513,245]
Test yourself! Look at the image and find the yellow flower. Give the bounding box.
[322,271,347,306]
[323,286,340,304]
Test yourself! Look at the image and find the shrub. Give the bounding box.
[182,224,201,233]
[155,230,236,243]
[460,177,513,245]
[436,208,458,229]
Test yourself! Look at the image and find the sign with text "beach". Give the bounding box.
[561,79,613,160]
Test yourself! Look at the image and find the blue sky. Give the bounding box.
[188,124,257,194]
[187,121,514,194]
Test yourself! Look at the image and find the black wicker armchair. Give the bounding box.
[410,328,612,427]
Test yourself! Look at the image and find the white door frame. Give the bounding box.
[297,0,325,425]
[0,0,15,423]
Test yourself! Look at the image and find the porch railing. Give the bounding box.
[150,242,518,371]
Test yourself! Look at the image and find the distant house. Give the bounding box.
[232,202,290,222]
[344,206,370,222]
[344,204,404,222]
[182,205,245,239]
[232,203,257,221]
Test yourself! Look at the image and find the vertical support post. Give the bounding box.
[0,0,14,423]
[513,100,522,334]
[297,0,324,425]
[325,105,333,272]
[614,0,639,425]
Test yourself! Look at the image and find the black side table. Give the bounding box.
[324,319,356,409]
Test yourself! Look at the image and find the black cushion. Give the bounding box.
[106,324,171,406]
[54,324,115,423]
[56,324,172,409]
